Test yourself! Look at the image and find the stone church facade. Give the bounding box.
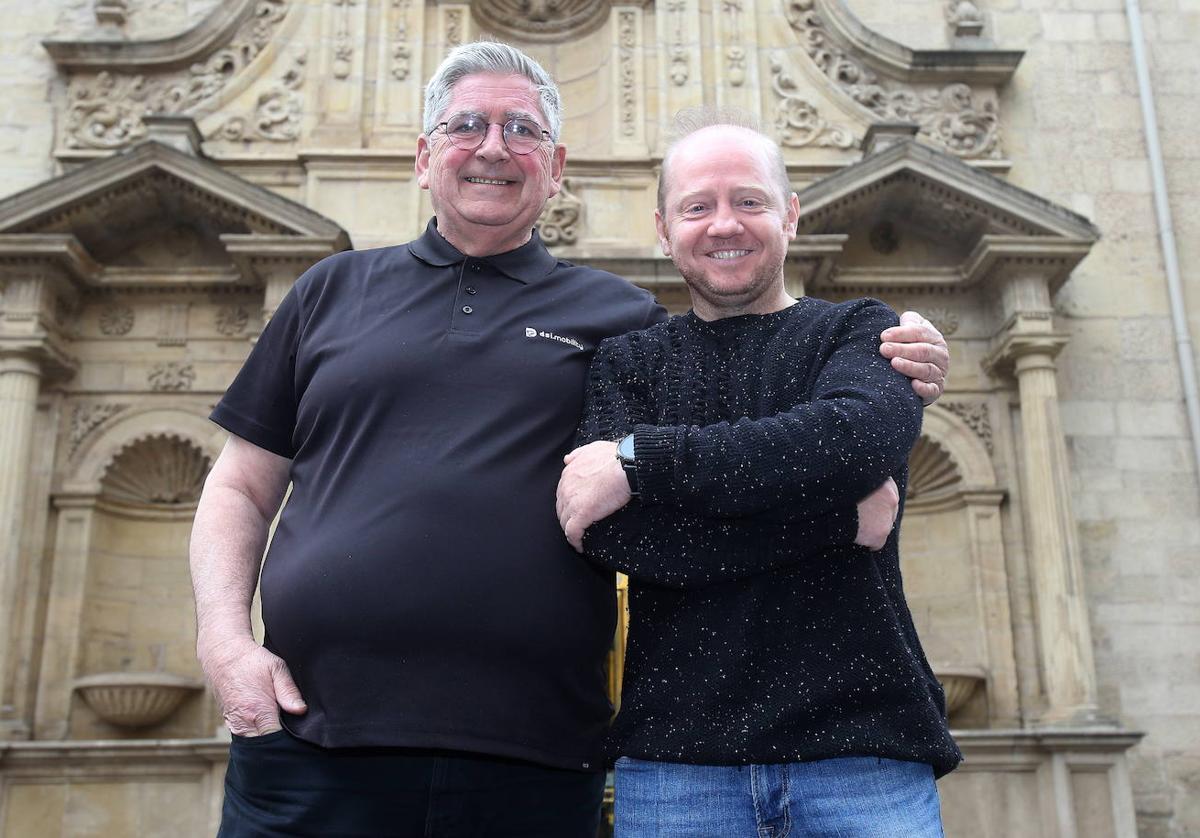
[0,0,1195,835]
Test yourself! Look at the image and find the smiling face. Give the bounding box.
[656,126,800,320]
[415,73,566,256]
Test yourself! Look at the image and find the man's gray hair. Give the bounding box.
[657,108,792,215]
[423,41,563,142]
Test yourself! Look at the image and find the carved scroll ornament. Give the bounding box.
[64,0,290,150]
[784,0,1001,158]
[769,54,855,149]
[537,179,583,247]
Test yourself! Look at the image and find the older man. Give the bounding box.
[557,111,960,836]
[191,44,948,837]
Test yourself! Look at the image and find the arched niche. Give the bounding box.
[900,404,1018,728]
[36,408,225,741]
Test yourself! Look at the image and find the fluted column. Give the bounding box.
[0,353,44,727]
[1010,340,1099,722]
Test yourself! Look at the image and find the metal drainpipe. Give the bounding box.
[1124,0,1200,482]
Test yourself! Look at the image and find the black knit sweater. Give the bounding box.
[579,297,962,778]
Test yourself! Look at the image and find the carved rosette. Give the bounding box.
[99,303,135,335]
[471,0,609,42]
[537,179,583,247]
[64,0,290,150]
[783,0,1001,158]
[215,305,250,336]
[769,54,855,149]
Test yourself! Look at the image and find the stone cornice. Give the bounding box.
[962,235,1096,293]
[41,0,262,73]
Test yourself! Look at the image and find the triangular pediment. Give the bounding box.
[795,139,1099,293]
[0,140,350,287]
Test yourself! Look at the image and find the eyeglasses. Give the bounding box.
[435,113,551,155]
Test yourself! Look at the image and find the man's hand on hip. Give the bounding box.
[855,477,900,551]
[199,634,307,737]
[879,310,950,406]
[556,440,632,553]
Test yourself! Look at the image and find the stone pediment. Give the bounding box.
[0,134,349,289]
[794,134,1099,294]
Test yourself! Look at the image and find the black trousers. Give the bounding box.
[219,729,606,838]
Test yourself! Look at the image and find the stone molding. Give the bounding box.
[471,0,610,42]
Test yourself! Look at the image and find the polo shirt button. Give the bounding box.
[466,286,477,295]
[470,264,481,272]
[462,305,474,314]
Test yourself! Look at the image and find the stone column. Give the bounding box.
[1010,337,1100,722]
[0,353,44,729]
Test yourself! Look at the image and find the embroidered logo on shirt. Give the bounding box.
[524,327,585,351]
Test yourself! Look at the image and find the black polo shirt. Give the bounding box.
[211,220,664,770]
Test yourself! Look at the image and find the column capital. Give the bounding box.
[0,337,78,383]
[982,330,1069,379]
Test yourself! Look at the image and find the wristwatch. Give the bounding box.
[616,433,639,497]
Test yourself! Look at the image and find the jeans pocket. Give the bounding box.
[230,728,290,747]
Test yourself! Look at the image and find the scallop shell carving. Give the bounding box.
[101,434,211,506]
[906,436,961,499]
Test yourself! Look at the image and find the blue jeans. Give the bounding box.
[614,755,944,837]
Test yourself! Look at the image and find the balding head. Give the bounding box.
[657,108,792,217]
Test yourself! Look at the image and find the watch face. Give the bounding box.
[618,434,636,460]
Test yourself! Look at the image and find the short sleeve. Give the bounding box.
[210,287,303,458]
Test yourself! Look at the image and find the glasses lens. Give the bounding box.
[444,114,487,148]
[504,118,545,154]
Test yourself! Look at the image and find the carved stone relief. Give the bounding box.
[784,0,1001,159]
[331,0,358,79]
[212,46,307,143]
[943,400,993,453]
[907,435,962,499]
[471,0,608,41]
[100,434,211,506]
[445,8,464,46]
[63,0,290,150]
[99,304,135,336]
[769,54,855,149]
[391,0,412,81]
[214,305,250,336]
[537,179,583,247]
[618,11,638,139]
[945,0,985,38]
[157,302,189,347]
[923,306,960,337]
[69,402,128,457]
[722,0,746,87]
[148,362,196,391]
[666,0,689,86]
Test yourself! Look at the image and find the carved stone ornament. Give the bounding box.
[906,435,962,499]
[666,0,690,86]
[99,303,135,335]
[64,0,290,150]
[69,402,128,456]
[769,54,856,149]
[923,306,960,337]
[537,179,583,247]
[945,0,985,37]
[215,305,250,336]
[470,0,609,43]
[332,0,358,80]
[943,400,994,453]
[212,46,307,143]
[722,0,746,86]
[147,362,196,391]
[445,8,464,47]
[618,11,638,138]
[390,0,412,81]
[784,0,1001,158]
[101,433,211,505]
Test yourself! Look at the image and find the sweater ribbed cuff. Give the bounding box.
[632,425,677,506]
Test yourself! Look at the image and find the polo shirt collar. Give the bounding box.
[408,218,558,284]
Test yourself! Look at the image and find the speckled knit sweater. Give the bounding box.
[578,296,962,778]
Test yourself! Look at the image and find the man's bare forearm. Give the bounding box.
[189,437,290,658]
